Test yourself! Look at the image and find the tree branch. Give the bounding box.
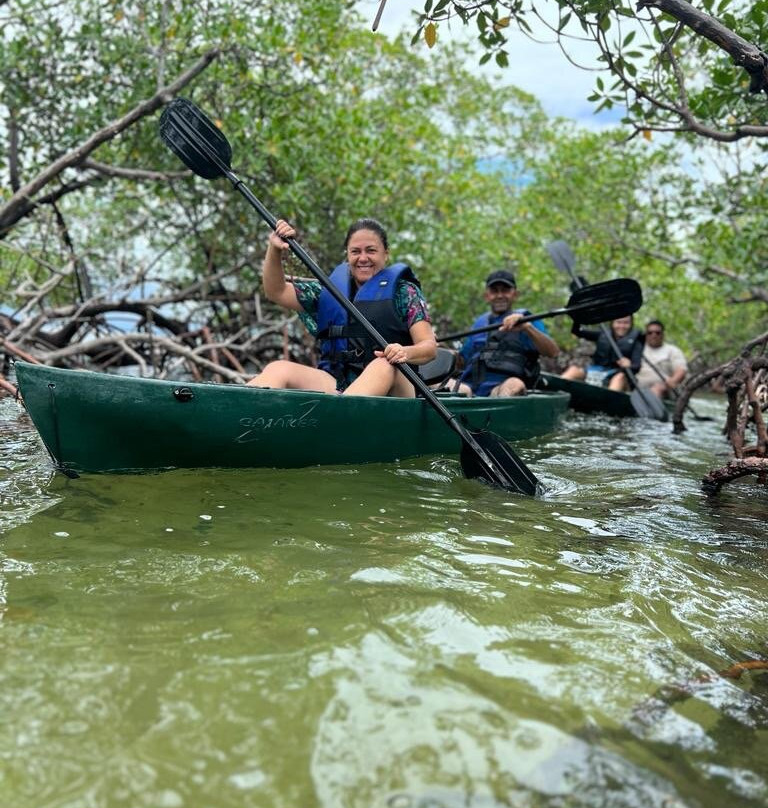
[80,158,191,181]
[0,47,220,238]
[638,0,768,95]
[39,333,248,382]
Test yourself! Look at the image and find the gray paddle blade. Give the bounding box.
[630,388,668,421]
[159,98,232,180]
[546,240,576,274]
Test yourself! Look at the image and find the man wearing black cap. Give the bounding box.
[455,269,559,397]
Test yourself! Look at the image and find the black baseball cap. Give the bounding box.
[485,270,516,289]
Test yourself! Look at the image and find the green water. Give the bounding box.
[1,396,767,808]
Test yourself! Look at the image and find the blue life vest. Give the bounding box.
[460,310,542,392]
[316,262,419,384]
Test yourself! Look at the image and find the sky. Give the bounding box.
[354,1,620,128]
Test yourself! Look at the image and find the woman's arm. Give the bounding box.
[406,320,438,364]
[261,220,304,312]
[376,320,437,366]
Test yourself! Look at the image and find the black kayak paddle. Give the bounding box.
[438,278,642,342]
[159,98,542,495]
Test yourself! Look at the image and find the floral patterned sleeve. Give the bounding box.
[292,280,322,335]
[395,281,432,328]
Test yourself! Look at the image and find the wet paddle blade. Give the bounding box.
[566,278,643,324]
[159,98,232,179]
[460,429,542,496]
[630,388,668,421]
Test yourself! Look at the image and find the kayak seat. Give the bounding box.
[418,347,457,385]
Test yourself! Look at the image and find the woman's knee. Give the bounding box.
[562,365,585,380]
[248,360,292,385]
[492,377,526,397]
[365,357,398,384]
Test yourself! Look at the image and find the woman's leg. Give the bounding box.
[247,360,338,393]
[561,365,586,381]
[342,357,415,398]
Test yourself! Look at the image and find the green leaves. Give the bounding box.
[2,0,765,357]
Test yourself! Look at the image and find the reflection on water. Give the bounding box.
[1,396,767,808]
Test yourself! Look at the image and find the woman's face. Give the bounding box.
[347,229,388,286]
[612,316,633,337]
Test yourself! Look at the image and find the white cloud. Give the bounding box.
[356,1,619,128]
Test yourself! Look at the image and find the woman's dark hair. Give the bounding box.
[343,218,389,250]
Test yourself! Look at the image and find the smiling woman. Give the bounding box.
[247,217,437,398]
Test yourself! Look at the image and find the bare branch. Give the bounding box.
[40,333,248,382]
[622,242,768,304]
[80,158,191,182]
[0,47,220,237]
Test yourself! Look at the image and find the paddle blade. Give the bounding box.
[460,429,542,496]
[630,388,668,421]
[159,98,232,180]
[546,240,576,274]
[566,278,642,324]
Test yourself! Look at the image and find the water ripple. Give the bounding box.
[3,393,768,807]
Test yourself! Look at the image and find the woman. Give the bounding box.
[560,315,643,392]
[247,218,437,397]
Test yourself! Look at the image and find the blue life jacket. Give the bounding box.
[459,310,542,392]
[316,262,419,384]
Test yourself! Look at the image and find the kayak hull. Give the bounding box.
[539,372,638,418]
[15,362,570,473]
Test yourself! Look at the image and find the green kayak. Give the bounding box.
[14,361,570,474]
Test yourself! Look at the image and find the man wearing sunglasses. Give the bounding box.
[636,320,688,398]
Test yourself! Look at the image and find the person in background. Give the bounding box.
[247,218,436,397]
[454,269,559,397]
[636,319,688,398]
[560,315,643,392]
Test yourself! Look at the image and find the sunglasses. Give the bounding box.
[646,329,663,335]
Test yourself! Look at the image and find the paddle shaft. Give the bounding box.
[439,300,603,342]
